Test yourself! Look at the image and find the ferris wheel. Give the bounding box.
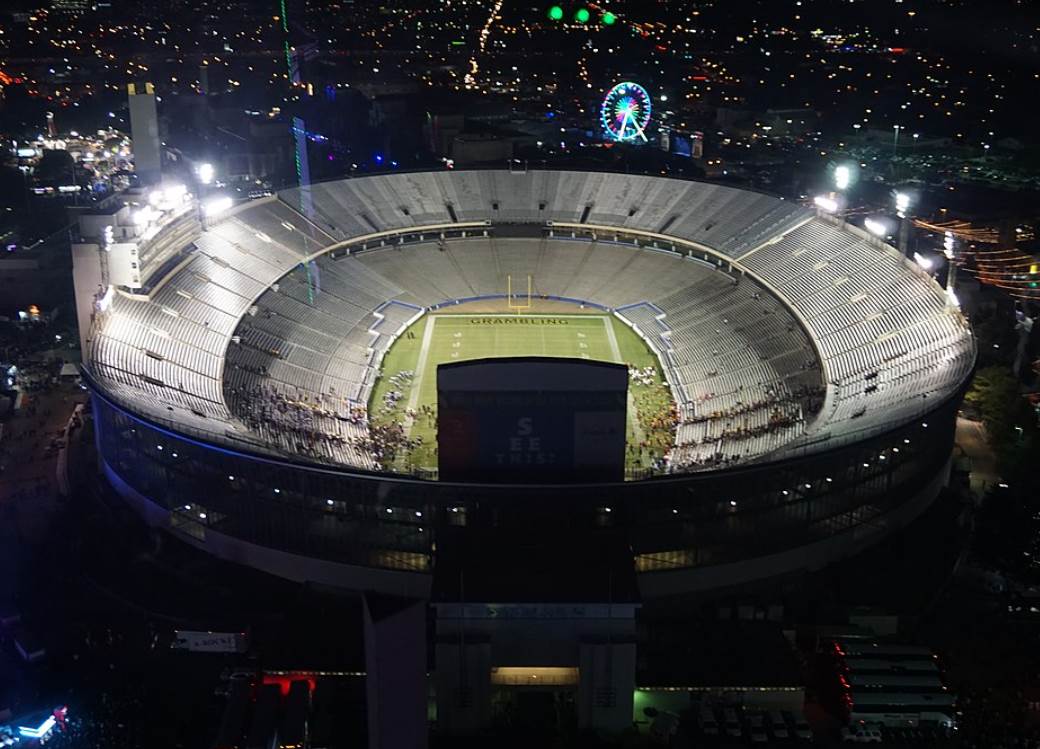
[600,82,652,143]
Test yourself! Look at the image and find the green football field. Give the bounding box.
[368,313,675,475]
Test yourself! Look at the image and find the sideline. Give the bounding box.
[402,316,437,437]
[602,317,647,459]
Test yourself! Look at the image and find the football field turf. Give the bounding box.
[369,312,673,474]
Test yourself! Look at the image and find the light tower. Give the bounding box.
[943,231,957,303]
[815,163,854,219]
[834,164,852,191]
[895,191,912,258]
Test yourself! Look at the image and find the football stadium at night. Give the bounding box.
[74,169,976,602]
[9,1,1040,742]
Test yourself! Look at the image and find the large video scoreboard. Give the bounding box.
[437,357,628,484]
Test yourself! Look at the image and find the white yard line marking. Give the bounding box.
[403,315,437,437]
[602,316,647,459]
[603,315,623,362]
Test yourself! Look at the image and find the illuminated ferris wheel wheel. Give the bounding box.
[601,82,652,143]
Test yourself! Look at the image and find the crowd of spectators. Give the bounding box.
[226,384,372,466]
[667,381,826,472]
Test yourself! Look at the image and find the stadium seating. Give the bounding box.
[85,171,975,476]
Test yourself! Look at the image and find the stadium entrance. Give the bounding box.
[433,531,639,736]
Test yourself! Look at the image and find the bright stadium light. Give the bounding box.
[134,205,157,226]
[943,230,955,259]
[895,191,911,217]
[913,251,934,270]
[203,195,233,217]
[198,162,215,185]
[864,217,889,237]
[814,195,839,213]
[163,183,188,204]
[834,164,852,191]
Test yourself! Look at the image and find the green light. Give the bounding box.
[547,5,563,20]
[574,7,590,23]
[602,11,617,25]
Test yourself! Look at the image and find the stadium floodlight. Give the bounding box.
[943,230,955,259]
[198,162,215,185]
[97,284,114,312]
[864,217,889,237]
[133,206,156,226]
[813,195,839,213]
[203,195,233,217]
[894,191,911,217]
[913,251,934,270]
[147,189,163,207]
[164,183,188,204]
[834,164,852,191]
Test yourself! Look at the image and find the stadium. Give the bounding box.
[77,169,976,599]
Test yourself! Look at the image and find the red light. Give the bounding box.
[261,673,316,697]
[888,47,906,54]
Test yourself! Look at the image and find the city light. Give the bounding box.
[19,716,56,739]
[813,195,839,213]
[203,195,233,217]
[198,162,215,185]
[864,217,889,237]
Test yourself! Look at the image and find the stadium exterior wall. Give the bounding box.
[100,457,433,597]
[88,369,965,597]
[636,457,951,597]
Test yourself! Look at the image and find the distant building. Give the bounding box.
[426,113,465,157]
[127,82,162,185]
[50,0,92,11]
[451,133,513,165]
